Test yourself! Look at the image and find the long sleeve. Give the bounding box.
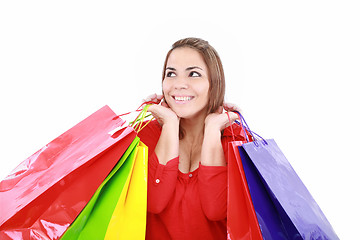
[198,123,248,221]
[138,121,178,213]
[198,164,227,221]
[137,120,180,213]
[147,152,179,214]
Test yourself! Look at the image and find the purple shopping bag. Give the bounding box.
[239,139,339,240]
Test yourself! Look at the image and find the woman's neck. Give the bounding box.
[180,113,207,144]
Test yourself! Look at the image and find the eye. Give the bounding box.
[166,71,176,77]
[189,71,201,77]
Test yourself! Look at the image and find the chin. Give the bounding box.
[172,107,207,120]
[170,108,187,118]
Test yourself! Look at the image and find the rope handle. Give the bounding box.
[226,112,236,142]
[109,101,157,136]
[226,111,250,143]
[234,111,267,146]
[132,104,154,133]
[225,110,267,146]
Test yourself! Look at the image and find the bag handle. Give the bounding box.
[226,111,267,146]
[109,101,156,136]
[132,104,154,133]
[226,111,248,143]
[235,111,268,146]
[113,101,158,120]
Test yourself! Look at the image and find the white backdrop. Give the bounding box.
[1,1,359,239]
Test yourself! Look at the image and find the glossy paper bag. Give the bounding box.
[0,106,137,240]
[240,139,339,240]
[227,141,263,240]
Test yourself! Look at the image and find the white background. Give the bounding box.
[1,1,359,239]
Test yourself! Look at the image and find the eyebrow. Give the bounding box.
[186,66,203,71]
[165,66,203,71]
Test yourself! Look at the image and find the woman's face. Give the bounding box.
[163,47,210,119]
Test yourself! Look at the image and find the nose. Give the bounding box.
[174,78,188,90]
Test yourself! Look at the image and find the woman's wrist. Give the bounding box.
[162,120,180,139]
[204,121,222,135]
[155,119,180,165]
[201,126,225,166]
[163,117,180,129]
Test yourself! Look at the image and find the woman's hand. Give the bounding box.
[144,94,179,127]
[223,102,241,113]
[204,104,240,132]
[144,94,180,165]
[142,93,163,105]
[201,103,240,167]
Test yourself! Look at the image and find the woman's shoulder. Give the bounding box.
[137,120,162,151]
[142,119,161,130]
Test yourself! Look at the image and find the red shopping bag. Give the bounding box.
[227,140,263,240]
[0,105,137,240]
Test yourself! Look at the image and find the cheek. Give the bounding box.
[197,82,210,99]
[162,80,170,94]
[162,80,172,101]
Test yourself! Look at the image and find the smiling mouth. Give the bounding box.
[172,96,194,102]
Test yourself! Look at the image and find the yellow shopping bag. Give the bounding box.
[104,141,148,240]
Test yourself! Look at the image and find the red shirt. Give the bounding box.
[138,121,247,240]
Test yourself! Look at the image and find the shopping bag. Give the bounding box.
[240,139,339,240]
[60,105,150,240]
[0,105,137,240]
[227,140,263,240]
[234,113,339,239]
[105,141,148,239]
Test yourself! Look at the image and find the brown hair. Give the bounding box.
[162,37,225,114]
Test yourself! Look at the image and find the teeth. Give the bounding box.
[174,96,192,101]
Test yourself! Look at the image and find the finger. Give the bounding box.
[143,93,162,103]
[142,94,154,103]
[230,112,240,121]
[153,94,164,104]
[226,112,240,124]
[223,103,235,110]
[224,103,241,112]
[147,104,155,113]
[161,101,169,108]
[156,94,163,101]
[147,106,161,121]
[223,102,233,108]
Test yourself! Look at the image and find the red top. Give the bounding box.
[138,120,247,240]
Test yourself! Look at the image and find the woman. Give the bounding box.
[138,38,247,240]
